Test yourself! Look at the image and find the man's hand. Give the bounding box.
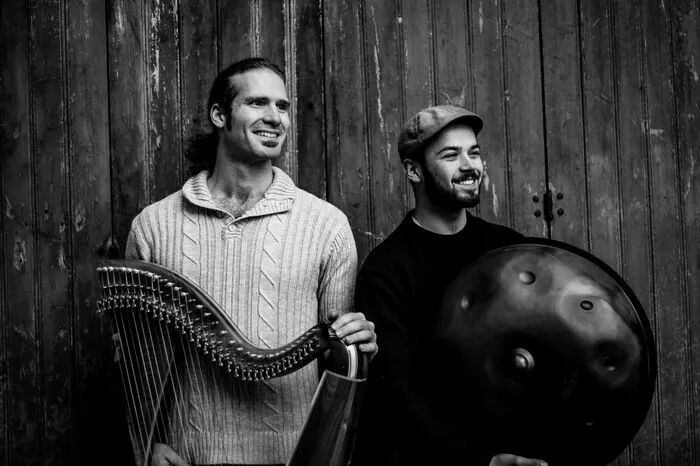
[150,443,188,466]
[490,453,547,466]
[330,312,379,361]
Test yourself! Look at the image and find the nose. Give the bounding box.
[459,152,479,170]
[262,104,282,125]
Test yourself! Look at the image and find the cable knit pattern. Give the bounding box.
[258,213,284,433]
[124,167,357,465]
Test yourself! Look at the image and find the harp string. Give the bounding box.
[147,273,177,456]
[133,268,170,463]
[102,262,348,465]
[132,270,158,458]
[109,268,149,464]
[171,285,193,459]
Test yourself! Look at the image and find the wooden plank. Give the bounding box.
[258,0,286,72]
[0,179,6,465]
[147,0,183,202]
[324,0,372,262]
[1,0,9,460]
[220,0,254,64]
[30,0,74,463]
[66,1,131,464]
[0,103,6,466]
[539,0,587,248]
[469,0,512,228]
[671,1,700,463]
[107,0,148,258]
[400,0,433,212]
[0,0,42,463]
[579,0,621,272]
[610,1,659,464]
[434,0,472,109]
[295,0,326,198]
[259,0,296,182]
[502,0,547,238]
[180,0,218,179]
[642,0,693,464]
[400,0,433,115]
[362,0,407,247]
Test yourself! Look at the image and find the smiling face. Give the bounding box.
[217,68,291,162]
[419,123,483,209]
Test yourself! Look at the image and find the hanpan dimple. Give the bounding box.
[434,239,657,466]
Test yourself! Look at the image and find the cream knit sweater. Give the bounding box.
[125,167,357,464]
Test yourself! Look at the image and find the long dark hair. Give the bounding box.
[184,57,286,176]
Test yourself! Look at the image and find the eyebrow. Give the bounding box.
[437,144,480,154]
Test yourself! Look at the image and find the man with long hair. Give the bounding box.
[125,58,377,466]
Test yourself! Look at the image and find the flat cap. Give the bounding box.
[397,105,483,161]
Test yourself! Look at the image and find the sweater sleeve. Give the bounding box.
[317,215,358,322]
[124,213,153,261]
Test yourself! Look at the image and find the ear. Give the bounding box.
[210,103,227,129]
[402,158,423,183]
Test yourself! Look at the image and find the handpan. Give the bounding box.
[434,239,657,466]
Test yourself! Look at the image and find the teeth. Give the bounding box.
[255,131,278,138]
[456,179,476,185]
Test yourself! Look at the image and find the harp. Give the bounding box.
[97,259,367,466]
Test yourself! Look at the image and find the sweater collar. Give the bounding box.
[183,166,297,218]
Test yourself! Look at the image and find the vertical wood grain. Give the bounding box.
[539,0,588,248]
[671,2,700,463]
[611,1,660,464]
[259,0,287,73]
[0,1,699,464]
[400,0,434,117]
[643,0,694,463]
[363,0,407,245]
[469,0,512,228]
[502,0,547,237]
[434,0,473,109]
[1,0,41,463]
[324,0,372,262]
[180,0,218,178]
[31,0,74,463]
[0,8,7,452]
[107,0,148,254]
[295,0,327,198]
[399,0,433,212]
[579,0,622,272]
[148,0,183,203]
[66,1,128,464]
[220,0,255,64]
[259,0,296,181]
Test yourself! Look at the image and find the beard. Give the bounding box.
[423,164,481,209]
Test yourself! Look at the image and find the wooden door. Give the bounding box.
[1,1,699,465]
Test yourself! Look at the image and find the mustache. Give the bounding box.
[453,169,481,183]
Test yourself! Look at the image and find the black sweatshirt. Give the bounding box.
[352,210,523,466]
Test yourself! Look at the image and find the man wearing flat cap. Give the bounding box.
[352,106,546,465]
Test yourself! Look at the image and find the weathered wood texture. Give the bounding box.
[0,1,698,465]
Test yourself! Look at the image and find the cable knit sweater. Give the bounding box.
[125,167,357,465]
